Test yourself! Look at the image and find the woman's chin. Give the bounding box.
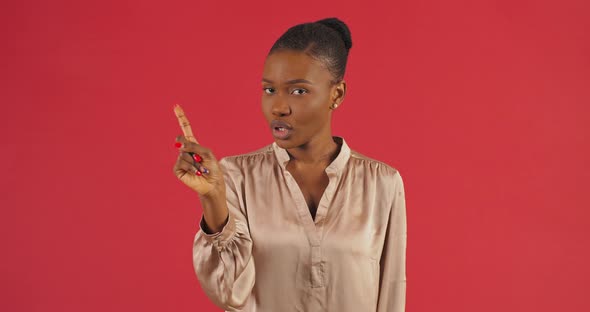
[273,137,297,149]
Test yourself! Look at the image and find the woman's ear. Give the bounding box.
[331,80,347,106]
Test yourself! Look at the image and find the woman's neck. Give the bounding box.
[286,134,341,167]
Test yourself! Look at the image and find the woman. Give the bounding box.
[173,17,407,312]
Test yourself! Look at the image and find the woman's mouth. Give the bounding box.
[272,127,293,140]
[270,120,293,140]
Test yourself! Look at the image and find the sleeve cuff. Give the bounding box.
[198,213,237,248]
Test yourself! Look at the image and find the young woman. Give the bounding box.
[173,17,407,312]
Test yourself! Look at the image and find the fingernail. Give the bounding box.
[195,170,202,176]
[175,142,182,148]
[193,154,202,162]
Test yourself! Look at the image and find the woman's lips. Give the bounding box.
[270,120,293,140]
[272,127,293,140]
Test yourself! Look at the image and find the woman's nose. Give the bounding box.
[271,99,291,116]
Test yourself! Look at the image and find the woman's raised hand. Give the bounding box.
[173,104,226,197]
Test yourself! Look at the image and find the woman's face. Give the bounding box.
[261,50,345,149]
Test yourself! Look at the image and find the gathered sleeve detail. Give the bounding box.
[192,157,255,311]
[376,170,407,312]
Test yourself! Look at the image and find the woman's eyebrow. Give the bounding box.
[262,78,313,85]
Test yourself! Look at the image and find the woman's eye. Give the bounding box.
[291,88,308,95]
[263,87,275,94]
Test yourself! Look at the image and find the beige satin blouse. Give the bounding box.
[192,137,407,312]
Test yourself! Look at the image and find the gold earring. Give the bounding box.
[330,103,339,110]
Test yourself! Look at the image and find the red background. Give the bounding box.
[1,0,589,311]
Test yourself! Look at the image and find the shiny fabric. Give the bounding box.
[193,137,407,312]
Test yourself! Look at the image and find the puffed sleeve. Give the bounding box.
[376,170,407,312]
[192,157,255,311]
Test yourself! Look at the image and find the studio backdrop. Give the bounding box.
[1,0,588,311]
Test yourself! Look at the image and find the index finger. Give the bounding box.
[173,104,199,144]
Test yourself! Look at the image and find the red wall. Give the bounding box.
[1,0,588,311]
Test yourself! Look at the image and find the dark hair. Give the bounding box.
[269,17,353,83]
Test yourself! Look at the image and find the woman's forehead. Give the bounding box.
[262,50,331,83]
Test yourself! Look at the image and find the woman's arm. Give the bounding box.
[193,157,255,311]
[376,170,407,312]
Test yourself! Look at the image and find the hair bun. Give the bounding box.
[315,17,352,50]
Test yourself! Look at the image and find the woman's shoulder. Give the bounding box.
[218,144,275,168]
[348,148,402,178]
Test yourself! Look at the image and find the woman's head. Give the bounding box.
[261,17,352,149]
[269,17,352,83]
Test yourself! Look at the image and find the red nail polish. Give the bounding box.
[195,170,202,176]
[193,154,202,162]
[175,142,182,148]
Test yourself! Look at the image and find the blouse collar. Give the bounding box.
[272,136,351,175]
